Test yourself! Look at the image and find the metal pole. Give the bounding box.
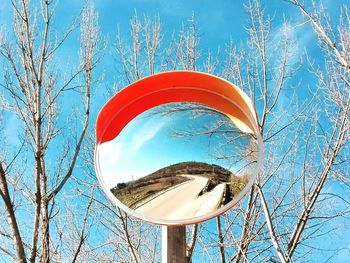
[162,225,187,263]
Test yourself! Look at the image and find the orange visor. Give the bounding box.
[96,71,259,144]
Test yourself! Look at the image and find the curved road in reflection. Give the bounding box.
[135,175,225,220]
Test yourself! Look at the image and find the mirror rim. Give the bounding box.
[94,71,263,226]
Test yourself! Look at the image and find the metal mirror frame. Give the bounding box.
[94,71,263,226]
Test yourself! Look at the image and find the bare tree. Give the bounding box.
[0,1,102,262]
[282,0,350,260]
[201,0,350,261]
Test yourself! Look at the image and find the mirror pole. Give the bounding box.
[162,225,187,263]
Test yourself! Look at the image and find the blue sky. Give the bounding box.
[1,0,350,262]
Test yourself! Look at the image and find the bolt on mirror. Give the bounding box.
[94,71,263,226]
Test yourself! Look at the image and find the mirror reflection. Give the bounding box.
[96,103,258,222]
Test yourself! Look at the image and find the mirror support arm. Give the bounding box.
[162,225,187,263]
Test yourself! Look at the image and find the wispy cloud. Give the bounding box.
[130,120,166,153]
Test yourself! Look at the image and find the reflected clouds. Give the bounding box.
[98,115,169,188]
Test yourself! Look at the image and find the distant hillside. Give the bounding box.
[143,161,233,181]
[117,161,234,191]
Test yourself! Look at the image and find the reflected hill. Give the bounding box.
[111,161,250,218]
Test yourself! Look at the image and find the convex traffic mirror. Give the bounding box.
[95,71,263,225]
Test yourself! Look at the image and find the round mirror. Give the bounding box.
[95,71,263,225]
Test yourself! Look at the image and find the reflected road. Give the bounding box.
[135,175,226,220]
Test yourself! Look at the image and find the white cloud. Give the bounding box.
[98,139,122,167]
